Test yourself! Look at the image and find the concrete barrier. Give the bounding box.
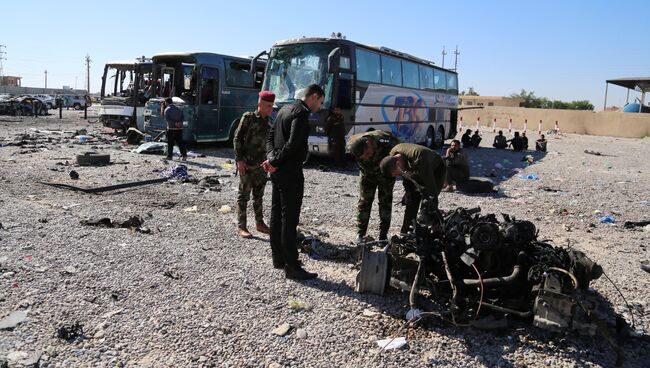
[460,106,650,138]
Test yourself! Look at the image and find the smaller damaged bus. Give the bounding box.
[143,52,265,143]
[99,58,154,132]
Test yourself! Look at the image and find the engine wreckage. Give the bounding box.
[356,206,630,358]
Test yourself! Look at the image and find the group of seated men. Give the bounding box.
[493,130,547,152]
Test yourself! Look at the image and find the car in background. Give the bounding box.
[0,96,47,116]
[56,94,88,110]
[31,94,56,109]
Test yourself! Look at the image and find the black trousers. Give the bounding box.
[166,129,187,158]
[269,168,304,268]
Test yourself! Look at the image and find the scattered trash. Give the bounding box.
[0,310,28,330]
[62,266,78,275]
[522,155,534,164]
[584,150,602,156]
[406,308,422,321]
[163,269,181,280]
[540,186,560,192]
[75,135,93,143]
[163,164,189,180]
[362,309,379,318]
[80,216,150,234]
[56,322,84,342]
[218,205,231,214]
[69,170,79,180]
[271,323,292,336]
[517,173,539,180]
[131,142,174,155]
[76,152,110,166]
[184,205,199,212]
[599,215,616,224]
[186,151,206,158]
[126,128,145,145]
[623,220,650,229]
[376,336,407,350]
[512,168,524,173]
[197,176,221,189]
[296,328,308,339]
[288,299,311,311]
[297,234,356,261]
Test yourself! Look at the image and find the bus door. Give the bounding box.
[197,66,220,140]
[160,67,175,97]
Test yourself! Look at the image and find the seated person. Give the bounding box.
[443,139,469,192]
[508,132,525,151]
[536,134,547,152]
[460,129,472,148]
[493,130,507,149]
[470,130,482,148]
[521,132,529,150]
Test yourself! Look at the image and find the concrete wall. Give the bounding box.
[459,106,650,138]
[0,86,88,95]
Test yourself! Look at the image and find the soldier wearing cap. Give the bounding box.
[347,130,400,243]
[233,91,275,238]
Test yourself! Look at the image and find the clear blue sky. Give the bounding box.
[1,0,648,109]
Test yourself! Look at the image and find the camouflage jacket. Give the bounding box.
[390,143,444,197]
[348,130,400,179]
[234,110,272,166]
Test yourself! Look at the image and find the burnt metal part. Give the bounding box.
[356,205,630,361]
[39,177,168,193]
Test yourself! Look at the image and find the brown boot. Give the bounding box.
[256,222,270,234]
[238,227,253,239]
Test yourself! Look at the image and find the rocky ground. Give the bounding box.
[0,110,648,367]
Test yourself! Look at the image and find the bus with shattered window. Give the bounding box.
[252,35,458,156]
[143,52,265,143]
[99,58,154,133]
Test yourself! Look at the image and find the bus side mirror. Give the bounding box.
[337,73,353,110]
[327,47,341,74]
[250,50,268,74]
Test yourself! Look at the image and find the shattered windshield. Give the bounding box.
[263,43,333,106]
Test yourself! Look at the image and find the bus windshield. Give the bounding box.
[263,43,334,104]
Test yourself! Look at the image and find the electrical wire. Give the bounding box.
[471,263,484,319]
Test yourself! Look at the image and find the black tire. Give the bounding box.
[76,152,111,166]
[433,127,445,148]
[73,103,81,110]
[425,126,435,149]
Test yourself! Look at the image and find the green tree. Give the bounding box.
[510,90,594,111]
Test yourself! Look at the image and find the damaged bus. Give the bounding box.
[143,52,265,143]
[252,35,458,156]
[99,58,154,133]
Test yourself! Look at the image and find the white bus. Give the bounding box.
[253,35,459,156]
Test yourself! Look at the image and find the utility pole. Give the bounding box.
[85,54,91,93]
[441,46,447,68]
[453,46,460,71]
[0,45,7,82]
[44,70,48,88]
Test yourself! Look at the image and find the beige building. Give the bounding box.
[0,76,22,87]
[459,95,522,107]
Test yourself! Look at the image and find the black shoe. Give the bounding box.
[285,266,318,280]
[272,259,285,269]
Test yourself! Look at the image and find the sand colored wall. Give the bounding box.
[459,107,650,138]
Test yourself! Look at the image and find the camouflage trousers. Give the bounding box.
[237,166,268,228]
[357,174,395,236]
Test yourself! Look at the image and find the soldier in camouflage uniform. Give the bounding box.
[348,130,400,243]
[233,91,275,238]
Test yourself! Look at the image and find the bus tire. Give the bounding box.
[425,126,435,149]
[433,126,445,148]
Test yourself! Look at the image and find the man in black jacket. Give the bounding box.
[262,84,324,280]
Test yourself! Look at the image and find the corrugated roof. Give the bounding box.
[606,77,650,92]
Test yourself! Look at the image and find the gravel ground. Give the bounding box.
[0,110,648,367]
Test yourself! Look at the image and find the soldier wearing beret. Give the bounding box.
[347,130,400,243]
[233,91,275,238]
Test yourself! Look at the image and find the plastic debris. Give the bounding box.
[599,215,616,224]
[406,308,422,321]
[218,205,231,214]
[376,337,407,350]
[183,206,198,212]
[163,164,189,180]
[271,323,292,336]
[517,173,539,180]
[0,310,28,330]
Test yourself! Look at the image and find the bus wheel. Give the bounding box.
[425,126,435,149]
[434,127,445,148]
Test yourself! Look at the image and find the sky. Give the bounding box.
[1,0,648,110]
